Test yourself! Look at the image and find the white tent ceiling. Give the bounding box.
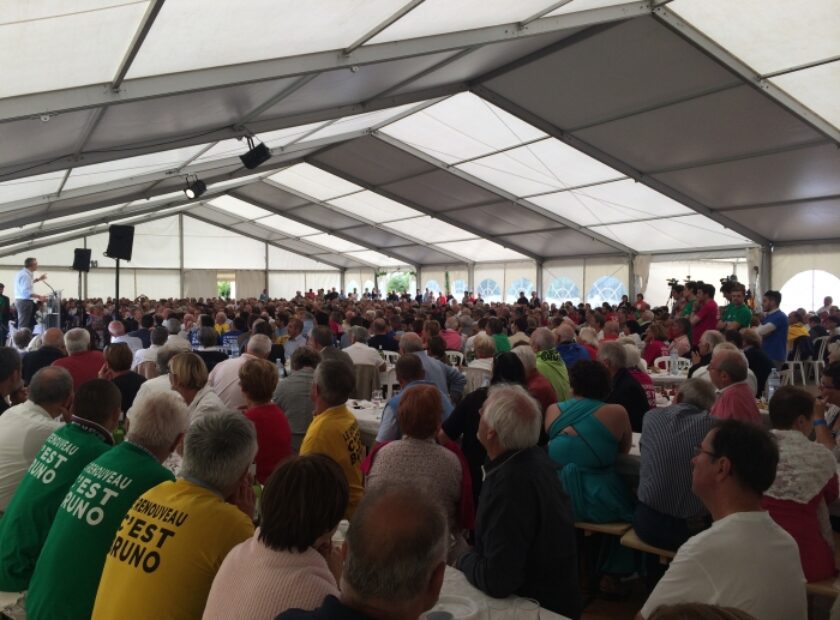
[1,0,838,269]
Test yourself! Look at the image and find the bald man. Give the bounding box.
[276,487,448,620]
[708,349,761,424]
[108,320,142,354]
[21,327,66,386]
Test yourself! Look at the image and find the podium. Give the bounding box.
[44,290,61,329]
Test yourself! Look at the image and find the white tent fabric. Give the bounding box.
[183,270,217,299]
[235,271,266,299]
[632,254,652,297]
[1,1,838,298]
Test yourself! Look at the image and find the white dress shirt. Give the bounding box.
[343,342,385,368]
[14,268,34,301]
[208,354,257,411]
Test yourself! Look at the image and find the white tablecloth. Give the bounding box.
[428,566,571,619]
[650,372,688,386]
[348,400,383,440]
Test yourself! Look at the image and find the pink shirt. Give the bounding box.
[441,329,463,351]
[710,382,761,424]
[693,300,719,344]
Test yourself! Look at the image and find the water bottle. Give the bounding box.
[766,369,781,402]
[230,341,240,358]
[669,349,679,375]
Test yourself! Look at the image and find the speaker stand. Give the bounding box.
[77,270,82,300]
[115,258,120,302]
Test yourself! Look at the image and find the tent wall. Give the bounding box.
[542,258,629,306]
[772,244,840,291]
[647,258,747,307]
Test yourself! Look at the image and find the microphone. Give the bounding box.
[37,275,56,294]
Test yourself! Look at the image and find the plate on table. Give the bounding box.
[423,595,480,619]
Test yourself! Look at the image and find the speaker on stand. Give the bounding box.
[72,248,92,300]
[104,225,134,301]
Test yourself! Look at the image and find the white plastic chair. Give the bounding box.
[778,369,794,386]
[382,350,399,365]
[653,356,690,373]
[446,350,465,367]
[782,347,807,385]
[807,336,829,382]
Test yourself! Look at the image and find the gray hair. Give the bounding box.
[597,341,627,370]
[314,359,355,406]
[199,326,218,348]
[700,329,725,349]
[622,343,643,370]
[350,326,369,345]
[156,343,187,375]
[180,411,258,496]
[445,316,459,331]
[399,332,424,354]
[64,328,90,354]
[713,348,748,383]
[530,327,555,352]
[473,333,496,359]
[246,333,272,357]
[150,326,169,346]
[677,378,716,411]
[165,317,181,335]
[511,345,536,374]
[482,384,541,451]
[578,326,598,346]
[126,391,190,455]
[343,487,447,607]
[29,366,73,406]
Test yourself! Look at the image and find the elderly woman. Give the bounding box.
[366,384,466,560]
[688,329,725,378]
[642,323,669,368]
[441,352,526,507]
[99,342,146,413]
[240,358,292,485]
[762,386,838,582]
[169,352,227,421]
[577,326,599,360]
[203,454,348,619]
[467,332,495,372]
[623,343,656,410]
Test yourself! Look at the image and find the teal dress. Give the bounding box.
[548,398,635,523]
[548,398,637,574]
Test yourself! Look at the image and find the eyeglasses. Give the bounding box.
[693,445,717,459]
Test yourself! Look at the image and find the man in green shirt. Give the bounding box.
[718,283,752,331]
[680,281,698,318]
[0,380,121,592]
[26,391,190,620]
[531,327,571,402]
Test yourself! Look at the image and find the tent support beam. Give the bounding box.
[470,84,771,248]
[111,0,167,91]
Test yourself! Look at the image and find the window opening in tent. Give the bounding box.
[346,280,360,296]
[385,272,411,293]
[546,277,582,305]
[217,272,235,300]
[452,279,467,297]
[425,279,441,294]
[587,276,625,307]
[779,270,840,314]
[363,280,375,294]
[506,278,534,303]
[477,278,501,303]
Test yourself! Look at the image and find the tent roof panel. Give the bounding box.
[256,214,322,238]
[64,146,205,191]
[368,0,570,44]
[268,163,361,201]
[125,0,404,79]
[573,84,825,173]
[233,183,311,211]
[385,216,476,243]
[669,0,840,75]
[456,138,623,196]
[442,203,563,236]
[497,230,619,256]
[305,234,366,253]
[286,203,369,232]
[482,16,737,130]
[589,215,752,252]
[207,195,274,222]
[304,103,423,143]
[0,109,97,172]
[381,169,504,210]
[328,191,421,223]
[0,1,148,98]
[0,171,64,204]
[547,0,634,16]
[721,198,840,243]
[380,92,546,164]
[771,62,840,132]
[435,238,526,262]
[344,250,406,267]
[313,136,435,185]
[652,143,840,208]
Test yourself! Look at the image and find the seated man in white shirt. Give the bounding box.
[208,333,272,411]
[637,420,806,620]
[108,320,142,354]
[467,333,495,373]
[343,326,385,372]
[132,326,168,371]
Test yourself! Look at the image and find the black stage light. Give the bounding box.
[240,137,271,170]
[184,179,207,200]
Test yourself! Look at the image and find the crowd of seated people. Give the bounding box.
[3,272,840,619]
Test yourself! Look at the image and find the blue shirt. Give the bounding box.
[415,351,466,401]
[761,309,788,363]
[14,268,33,300]
[556,342,591,369]
[376,379,453,443]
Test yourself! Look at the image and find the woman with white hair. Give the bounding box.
[623,343,656,410]
[577,326,599,360]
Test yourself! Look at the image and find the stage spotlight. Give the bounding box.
[184,179,206,200]
[240,137,271,170]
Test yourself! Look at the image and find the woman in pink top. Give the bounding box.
[642,323,668,368]
[203,454,348,620]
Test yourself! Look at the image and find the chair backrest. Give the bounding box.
[463,367,492,395]
[791,335,813,361]
[352,364,380,400]
[778,369,794,386]
[382,350,399,365]
[446,350,465,367]
[653,356,669,370]
[813,336,830,361]
[136,360,158,380]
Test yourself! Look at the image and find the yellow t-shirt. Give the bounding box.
[92,479,254,620]
[300,405,364,518]
[214,323,230,336]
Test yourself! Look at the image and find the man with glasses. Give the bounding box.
[636,420,806,620]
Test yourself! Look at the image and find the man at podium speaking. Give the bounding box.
[14,257,47,330]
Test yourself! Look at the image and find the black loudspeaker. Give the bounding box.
[240,142,271,169]
[105,225,135,261]
[72,248,92,272]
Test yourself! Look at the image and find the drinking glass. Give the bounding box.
[513,598,540,619]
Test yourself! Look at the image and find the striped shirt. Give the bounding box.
[638,403,716,519]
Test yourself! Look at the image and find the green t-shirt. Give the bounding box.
[27,441,174,620]
[0,422,112,591]
[492,333,511,353]
[681,300,694,317]
[721,303,752,329]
